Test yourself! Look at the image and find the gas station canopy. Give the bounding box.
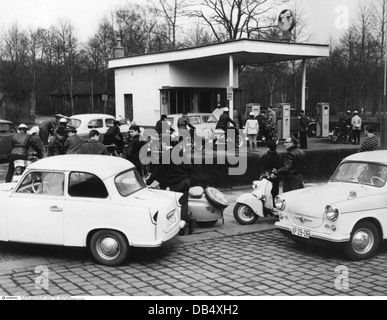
[109,38,330,69]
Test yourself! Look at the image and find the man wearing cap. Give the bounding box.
[64,126,84,154]
[351,110,362,145]
[244,112,259,151]
[126,125,146,174]
[177,112,196,148]
[38,115,60,151]
[48,126,67,156]
[216,107,237,143]
[339,110,352,138]
[6,124,44,182]
[273,137,306,193]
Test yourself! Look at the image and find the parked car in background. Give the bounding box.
[275,150,387,261]
[0,155,184,266]
[0,119,18,159]
[68,114,130,140]
[273,107,316,138]
[166,113,218,142]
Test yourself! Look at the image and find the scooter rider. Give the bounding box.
[5,124,44,182]
[216,107,237,140]
[177,112,197,147]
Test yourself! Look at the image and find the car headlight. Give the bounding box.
[275,196,286,211]
[325,205,339,221]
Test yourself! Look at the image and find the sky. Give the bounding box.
[0,0,365,44]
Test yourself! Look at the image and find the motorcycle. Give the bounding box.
[212,125,244,151]
[329,125,354,144]
[233,172,278,225]
[149,182,228,228]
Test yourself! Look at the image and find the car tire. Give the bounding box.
[344,221,379,261]
[307,124,316,137]
[89,230,130,266]
[204,187,228,209]
[196,220,218,228]
[233,203,259,225]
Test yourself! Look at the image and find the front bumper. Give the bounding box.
[275,221,350,243]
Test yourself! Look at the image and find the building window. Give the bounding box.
[124,94,133,121]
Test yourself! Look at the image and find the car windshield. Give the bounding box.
[69,118,81,129]
[115,169,146,196]
[330,162,387,187]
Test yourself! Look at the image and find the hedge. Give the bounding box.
[190,148,358,188]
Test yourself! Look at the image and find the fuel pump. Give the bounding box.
[276,103,291,139]
[316,102,330,138]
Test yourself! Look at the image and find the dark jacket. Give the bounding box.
[260,150,282,174]
[103,126,123,145]
[65,134,84,154]
[80,140,109,155]
[126,135,146,171]
[299,114,309,133]
[177,116,195,130]
[11,132,30,156]
[28,134,45,158]
[155,119,174,135]
[276,146,306,176]
[216,113,236,131]
[48,136,66,156]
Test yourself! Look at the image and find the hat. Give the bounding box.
[67,125,77,133]
[18,123,28,130]
[249,112,255,116]
[267,140,277,151]
[28,126,39,135]
[353,110,358,114]
[56,126,67,136]
[223,107,229,112]
[129,125,140,132]
[59,117,68,123]
[300,110,305,113]
[55,113,62,118]
[346,110,351,114]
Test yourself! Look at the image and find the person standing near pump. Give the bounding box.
[351,110,362,145]
[244,112,259,152]
[273,137,306,193]
[299,109,309,149]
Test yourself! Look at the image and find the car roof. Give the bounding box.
[0,119,13,124]
[28,155,135,180]
[343,150,387,165]
[167,113,213,117]
[70,114,115,120]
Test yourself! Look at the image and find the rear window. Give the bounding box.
[69,172,108,198]
[0,123,17,134]
[115,169,146,197]
[207,115,218,123]
[88,119,103,129]
[188,116,201,125]
[106,118,115,127]
[69,119,81,129]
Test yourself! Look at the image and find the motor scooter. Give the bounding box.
[212,125,243,150]
[233,172,277,225]
[149,182,228,228]
[329,125,354,144]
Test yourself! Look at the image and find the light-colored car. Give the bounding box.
[0,119,18,159]
[0,155,184,266]
[275,150,387,261]
[68,114,130,140]
[166,113,218,141]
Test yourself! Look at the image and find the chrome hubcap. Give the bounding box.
[238,205,254,221]
[97,236,120,260]
[352,228,374,254]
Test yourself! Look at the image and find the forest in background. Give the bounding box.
[0,0,386,122]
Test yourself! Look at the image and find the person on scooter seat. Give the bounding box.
[216,107,237,142]
[103,120,124,155]
[177,112,197,149]
[339,110,352,139]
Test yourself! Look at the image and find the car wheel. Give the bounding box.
[344,221,379,261]
[196,220,218,228]
[233,203,259,225]
[89,230,130,266]
[204,187,228,209]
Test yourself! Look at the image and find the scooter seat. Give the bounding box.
[189,186,204,198]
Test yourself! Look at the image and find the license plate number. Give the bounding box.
[292,227,310,239]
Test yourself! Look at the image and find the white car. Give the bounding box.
[166,113,218,141]
[68,114,130,140]
[0,155,184,266]
[275,150,387,261]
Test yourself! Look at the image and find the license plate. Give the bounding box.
[292,227,310,239]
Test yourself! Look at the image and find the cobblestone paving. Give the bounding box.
[1,229,387,297]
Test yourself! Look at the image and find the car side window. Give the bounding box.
[0,123,17,134]
[69,172,108,198]
[88,119,103,129]
[16,171,65,196]
[189,116,200,125]
[105,118,115,127]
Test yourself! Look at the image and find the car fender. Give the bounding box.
[236,193,265,217]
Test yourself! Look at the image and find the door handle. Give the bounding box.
[50,206,63,212]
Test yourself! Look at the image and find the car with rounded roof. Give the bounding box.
[0,155,184,266]
[275,150,387,261]
[68,114,130,140]
[0,119,18,159]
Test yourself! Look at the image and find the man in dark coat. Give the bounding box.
[126,125,146,174]
[80,130,109,155]
[274,137,306,193]
[47,126,67,156]
[299,110,309,149]
[103,120,124,154]
[259,140,283,205]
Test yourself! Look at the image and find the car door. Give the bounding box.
[0,122,17,158]
[6,171,65,245]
